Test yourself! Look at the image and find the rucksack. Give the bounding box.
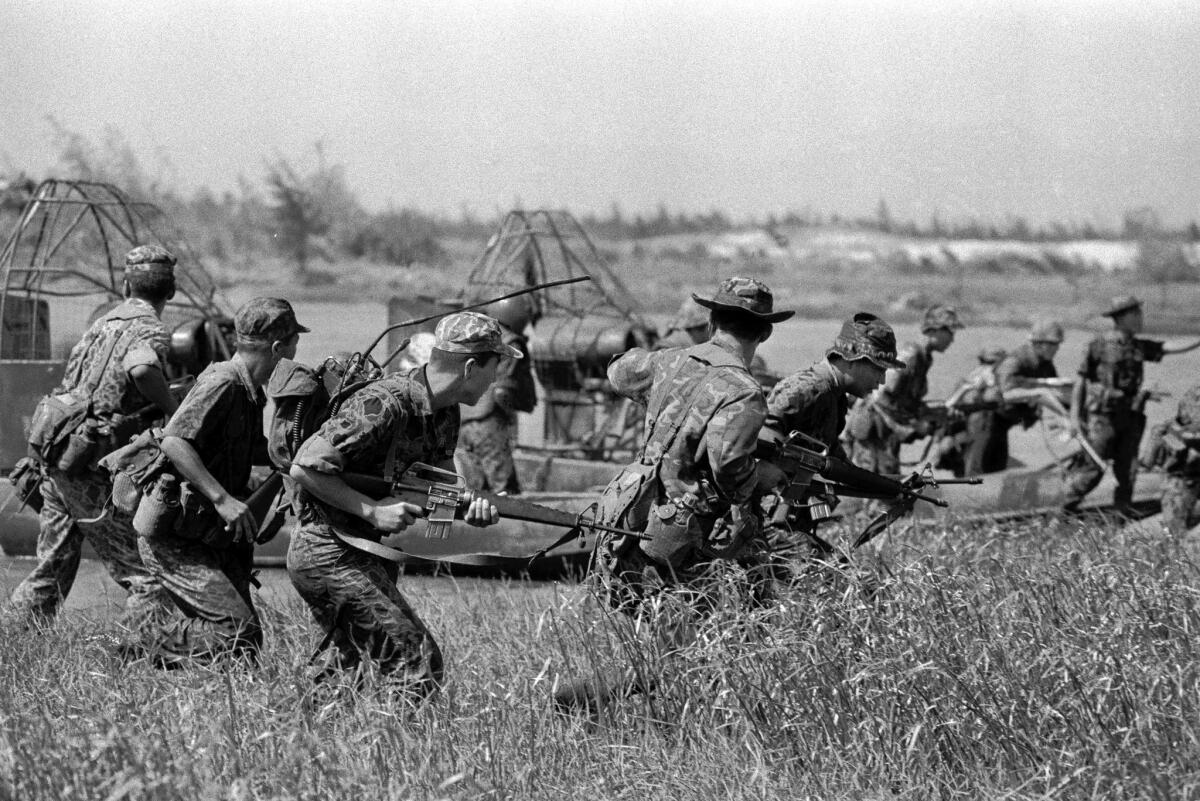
[266,358,376,471]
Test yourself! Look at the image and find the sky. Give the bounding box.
[2,0,1198,227]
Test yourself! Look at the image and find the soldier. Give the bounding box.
[1064,296,1200,514]
[287,312,506,699]
[762,312,904,560]
[1142,386,1200,535]
[8,245,179,626]
[555,277,792,712]
[927,347,1007,476]
[456,297,537,495]
[132,298,307,665]
[845,305,964,475]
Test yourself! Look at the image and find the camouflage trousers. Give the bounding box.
[287,523,443,697]
[1063,410,1142,510]
[8,468,169,625]
[1161,474,1200,536]
[134,532,261,664]
[457,414,521,494]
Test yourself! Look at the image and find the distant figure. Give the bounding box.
[9,245,180,627]
[1063,296,1200,515]
[456,297,537,495]
[1142,385,1200,535]
[928,346,1007,476]
[845,305,964,475]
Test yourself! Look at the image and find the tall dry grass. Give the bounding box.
[2,517,1199,800]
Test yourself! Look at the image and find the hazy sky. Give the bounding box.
[2,1,1198,226]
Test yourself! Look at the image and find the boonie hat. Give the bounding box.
[234,297,310,342]
[1029,319,1064,344]
[124,244,176,274]
[1102,295,1142,318]
[921,305,965,333]
[692,277,794,323]
[826,312,906,370]
[434,311,523,359]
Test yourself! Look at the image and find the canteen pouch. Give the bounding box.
[9,456,44,513]
[640,502,699,569]
[597,461,658,533]
[27,392,90,468]
[133,473,181,538]
[99,428,170,515]
[56,424,103,476]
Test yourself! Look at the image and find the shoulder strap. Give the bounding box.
[81,318,137,398]
[641,352,731,462]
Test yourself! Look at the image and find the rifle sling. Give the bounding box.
[327,526,559,566]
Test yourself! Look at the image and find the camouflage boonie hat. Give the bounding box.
[124,244,176,274]
[1177,386,1200,429]
[234,297,310,341]
[434,311,523,359]
[1102,295,1142,318]
[826,312,906,370]
[692,277,794,323]
[669,298,710,332]
[921,304,965,333]
[1029,318,1064,343]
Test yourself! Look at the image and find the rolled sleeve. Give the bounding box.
[607,348,657,404]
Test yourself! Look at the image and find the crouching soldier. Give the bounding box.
[287,312,507,700]
[131,298,307,665]
[555,277,793,713]
[1143,386,1200,535]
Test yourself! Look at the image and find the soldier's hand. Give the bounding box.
[216,496,256,544]
[368,499,424,533]
[464,496,499,527]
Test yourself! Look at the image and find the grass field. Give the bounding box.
[3,514,1200,800]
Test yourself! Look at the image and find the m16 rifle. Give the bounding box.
[757,430,981,550]
[339,462,644,562]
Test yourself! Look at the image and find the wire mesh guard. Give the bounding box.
[0,179,230,360]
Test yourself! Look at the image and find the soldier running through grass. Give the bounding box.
[555,277,792,714]
[7,245,180,627]
[287,312,508,700]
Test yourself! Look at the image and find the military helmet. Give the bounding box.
[977,346,1007,365]
[1029,319,1065,344]
[480,296,535,332]
[921,305,965,334]
[1102,295,1142,318]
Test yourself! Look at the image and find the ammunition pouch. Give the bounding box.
[99,428,170,514]
[133,471,220,542]
[27,392,92,474]
[597,461,659,536]
[9,456,45,513]
[640,501,700,568]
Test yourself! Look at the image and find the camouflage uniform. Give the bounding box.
[1063,329,1164,510]
[457,327,531,494]
[963,342,1059,475]
[136,357,268,662]
[9,296,172,623]
[595,278,792,614]
[1151,387,1200,534]
[846,342,932,475]
[288,312,519,694]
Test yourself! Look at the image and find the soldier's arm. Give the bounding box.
[1160,337,1200,356]
[704,390,766,504]
[126,324,178,415]
[130,364,179,416]
[606,348,658,404]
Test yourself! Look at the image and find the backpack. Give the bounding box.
[266,358,376,471]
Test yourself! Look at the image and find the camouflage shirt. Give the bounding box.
[163,356,265,497]
[876,341,933,421]
[57,297,169,419]
[996,343,1056,426]
[460,328,533,423]
[1078,329,1165,409]
[293,366,460,538]
[609,339,765,507]
[766,359,850,459]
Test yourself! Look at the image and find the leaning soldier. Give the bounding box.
[1142,386,1200,535]
[762,313,903,554]
[287,312,506,700]
[457,297,537,495]
[8,245,179,626]
[1063,296,1200,515]
[132,298,307,665]
[845,304,964,475]
[555,277,793,713]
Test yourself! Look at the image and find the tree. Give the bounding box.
[1137,237,1198,309]
[263,144,358,282]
